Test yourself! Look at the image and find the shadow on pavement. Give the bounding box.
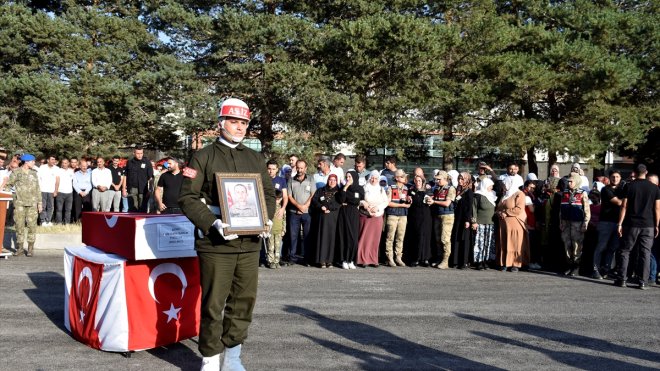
[472,331,658,371]
[284,305,504,370]
[25,271,67,332]
[456,313,660,364]
[147,341,200,370]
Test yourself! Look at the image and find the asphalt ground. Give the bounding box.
[1,250,659,371]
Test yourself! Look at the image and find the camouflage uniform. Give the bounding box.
[266,201,286,267]
[6,167,42,255]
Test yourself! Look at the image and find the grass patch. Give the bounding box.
[5,223,82,234]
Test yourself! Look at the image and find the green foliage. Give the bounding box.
[0,0,656,165]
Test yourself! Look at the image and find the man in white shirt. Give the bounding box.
[91,157,113,211]
[330,153,346,182]
[37,155,60,226]
[498,162,524,192]
[54,158,75,224]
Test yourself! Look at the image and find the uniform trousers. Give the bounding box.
[561,221,585,265]
[14,205,38,245]
[433,214,454,262]
[197,250,259,357]
[385,215,407,261]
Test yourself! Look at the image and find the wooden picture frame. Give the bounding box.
[215,172,268,235]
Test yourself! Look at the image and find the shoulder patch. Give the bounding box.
[182,167,198,179]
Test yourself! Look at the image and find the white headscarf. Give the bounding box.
[502,176,519,201]
[526,173,538,181]
[448,170,459,187]
[475,177,497,205]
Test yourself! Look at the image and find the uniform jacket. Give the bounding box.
[7,168,42,207]
[178,140,275,254]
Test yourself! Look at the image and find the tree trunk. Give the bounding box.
[526,147,538,177]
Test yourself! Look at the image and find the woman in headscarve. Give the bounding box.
[357,170,389,267]
[337,170,365,269]
[310,174,341,268]
[403,174,433,266]
[450,172,474,269]
[471,177,497,269]
[495,176,530,272]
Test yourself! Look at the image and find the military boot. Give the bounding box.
[13,244,26,257]
[27,242,35,257]
[437,259,449,269]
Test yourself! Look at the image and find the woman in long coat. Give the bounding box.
[403,174,433,266]
[495,177,530,271]
[450,172,474,269]
[357,170,389,267]
[337,170,365,269]
[310,174,341,268]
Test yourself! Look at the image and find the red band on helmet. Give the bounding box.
[220,105,250,120]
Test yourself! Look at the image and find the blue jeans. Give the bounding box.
[592,221,619,271]
[287,212,311,262]
[650,238,658,282]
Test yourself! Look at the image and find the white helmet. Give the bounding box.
[219,98,250,121]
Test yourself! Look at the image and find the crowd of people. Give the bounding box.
[0,149,184,256]
[262,154,660,290]
[2,148,659,290]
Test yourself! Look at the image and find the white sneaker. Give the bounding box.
[200,354,220,371]
[341,261,349,270]
[348,262,356,269]
[221,345,246,371]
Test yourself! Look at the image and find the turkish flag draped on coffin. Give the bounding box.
[64,246,201,352]
[124,258,201,350]
[68,257,103,348]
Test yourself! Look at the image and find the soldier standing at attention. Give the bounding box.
[6,154,42,257]
[178,98,275,371]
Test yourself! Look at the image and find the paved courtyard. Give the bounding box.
[1,250,659,370]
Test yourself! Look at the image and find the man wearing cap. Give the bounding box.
[429,170,456,269]
[6,154,42,257]
[559,172,591,276]
[613,164,660,290]
[179,98,275,371]
[384,169,410,267]
[476,161,497,182]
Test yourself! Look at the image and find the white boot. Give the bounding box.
[200,354,220,371]
[221,345,246,371]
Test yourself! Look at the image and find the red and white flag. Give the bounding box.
[124,258,201,350]
[68,257,103,348]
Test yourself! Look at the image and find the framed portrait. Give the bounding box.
[215,172,269,235]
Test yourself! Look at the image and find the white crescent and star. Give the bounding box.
[148,263,188,323]
[77,266,93,323]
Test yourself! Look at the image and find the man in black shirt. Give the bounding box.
[614,164,660,289]
[591,170,624,279]
[155,158,183,214]
[122,147,153,212]
[108,156,125,212]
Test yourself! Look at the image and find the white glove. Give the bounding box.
[212,219,239,241]
[259,220,273,239]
